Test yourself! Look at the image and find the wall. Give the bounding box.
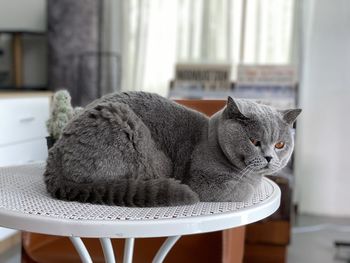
[0,0,46,31]
[295,0,350,216]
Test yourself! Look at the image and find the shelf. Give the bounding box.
[0,86,48,91]
[0,32,47,89]
[0,30,46,36]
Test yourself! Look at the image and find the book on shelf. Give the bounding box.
[169,64,297,110]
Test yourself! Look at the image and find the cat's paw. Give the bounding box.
[170,183,200,206]
[231,183,255,202]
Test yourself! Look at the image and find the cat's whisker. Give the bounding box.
[223,166,253,193]
[270,161,281,170]
[238,166,248,175]
[235,166,249,179]
[237,165,253,181]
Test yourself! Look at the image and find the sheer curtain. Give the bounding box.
[121,0,296,96]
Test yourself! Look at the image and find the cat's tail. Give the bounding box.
[44,174,200,207]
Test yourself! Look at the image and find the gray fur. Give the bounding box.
[44,92,301,206]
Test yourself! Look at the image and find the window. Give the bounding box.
[122,0,296,95]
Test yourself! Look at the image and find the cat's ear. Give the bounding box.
[225,96,249,121]
[280,108,302,125]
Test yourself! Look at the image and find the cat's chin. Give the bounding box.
[245,164,272,174]
[258,168,272,175]
[257,165,281,175]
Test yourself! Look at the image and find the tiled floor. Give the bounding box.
[1,214,349,263]
[288,214,350,263]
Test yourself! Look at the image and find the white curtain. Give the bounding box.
[121,0,296,96]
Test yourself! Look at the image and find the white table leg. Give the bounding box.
[152,236,181,263]
[100,237,116,263]
[69,236,179,263]
[123,238,135,263]
[69,236,93,263]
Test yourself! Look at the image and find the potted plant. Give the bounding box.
[46,90,82,149]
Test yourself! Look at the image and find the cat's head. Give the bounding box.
[215,96,301,175]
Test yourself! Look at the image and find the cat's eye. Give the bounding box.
[250,138,261,147]
[275,141,285,149]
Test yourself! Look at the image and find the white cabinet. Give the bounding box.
[0,97,50,146]
[0,92,51,242]
[0,94,51,166]
[0,138,48,166]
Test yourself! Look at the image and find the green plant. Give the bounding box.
[46,90,74,140]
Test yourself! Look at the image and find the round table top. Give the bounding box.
[0,163,280,238]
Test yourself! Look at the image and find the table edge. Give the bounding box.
[0,178,281,238]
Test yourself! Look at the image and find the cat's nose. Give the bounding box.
[265,156,273,163]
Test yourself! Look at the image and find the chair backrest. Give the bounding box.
[175,100,226,116]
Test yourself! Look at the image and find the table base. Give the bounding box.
[69,235,181,263]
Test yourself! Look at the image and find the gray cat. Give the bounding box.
[44,92,301,207]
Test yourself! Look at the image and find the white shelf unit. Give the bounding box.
[0,92,51,243]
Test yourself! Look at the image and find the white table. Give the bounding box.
[0,163,281,263]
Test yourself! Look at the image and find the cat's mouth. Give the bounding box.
[245,158,280,173]
[261,164,280,174]
[245,160,268,171]
[262,165,271,171]
[249,163,274,173]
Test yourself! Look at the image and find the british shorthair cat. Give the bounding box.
[44,92,301,207]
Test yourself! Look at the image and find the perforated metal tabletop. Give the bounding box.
[0,163,281,263]
[0,163,280,238]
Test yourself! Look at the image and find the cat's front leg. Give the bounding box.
[221,172,264,202]
[186,168,220,202]
[221,181,256,202]
[188,168,261,202]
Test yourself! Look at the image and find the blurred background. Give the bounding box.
[0,0,349,262]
